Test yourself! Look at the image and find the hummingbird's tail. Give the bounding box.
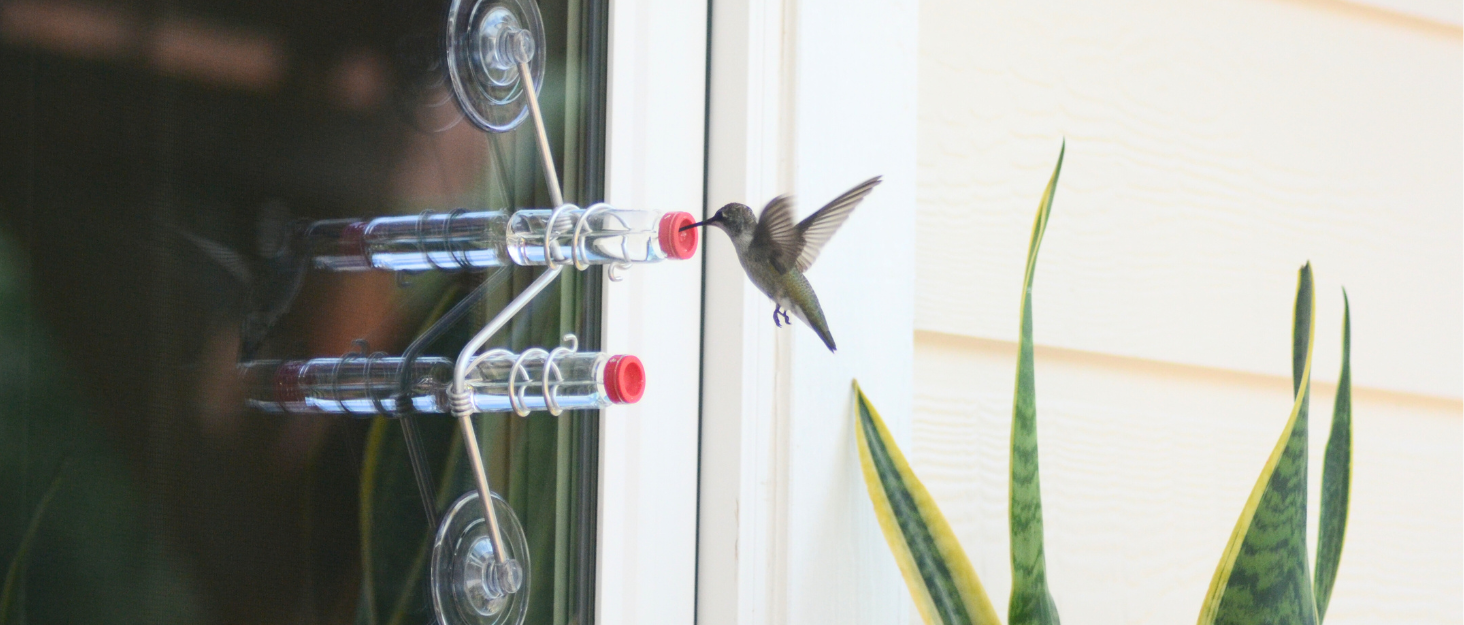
[812,324,837,353]
[781,271,838,353]
[786,298,837,352]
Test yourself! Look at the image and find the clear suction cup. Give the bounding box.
[431,490,531,625]
[445,0,546,132]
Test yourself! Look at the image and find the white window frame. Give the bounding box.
[597,0,707,622]
[598,0,919,621]
[695,0,919,621]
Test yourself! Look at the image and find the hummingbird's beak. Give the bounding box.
[680,215,720,232]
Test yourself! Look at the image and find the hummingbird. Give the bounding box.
[683,176,881,352]
[171,200,310,362]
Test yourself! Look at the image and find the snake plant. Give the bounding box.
[854,145,1354,625]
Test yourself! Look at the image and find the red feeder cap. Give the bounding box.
[658,212,698,260]
[604,355,645,404]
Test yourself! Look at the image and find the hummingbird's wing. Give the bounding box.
[752,195,803,273]
[793,176,881,272]
[171,225,254,285]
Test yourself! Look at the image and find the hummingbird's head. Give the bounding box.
[681,203,756,240]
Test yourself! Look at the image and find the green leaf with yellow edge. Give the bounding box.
[1197,264,1319,625]
[1314,291,1351,621]
[1009,142,1063,625]
[853,381,1001,625]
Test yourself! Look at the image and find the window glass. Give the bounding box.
[0,0,605,622]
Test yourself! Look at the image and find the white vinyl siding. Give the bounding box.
[914,0,1462,623]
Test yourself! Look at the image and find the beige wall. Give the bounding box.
[914,0,1462,623]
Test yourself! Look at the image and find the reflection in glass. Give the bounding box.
[0,0,606,621]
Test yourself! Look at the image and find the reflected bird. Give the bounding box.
[172,201,309,361]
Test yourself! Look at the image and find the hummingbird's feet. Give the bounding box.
[772,305,792,327]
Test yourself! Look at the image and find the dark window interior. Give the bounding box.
[0,0,606,622]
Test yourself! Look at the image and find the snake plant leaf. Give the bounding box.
[1009,143,1064,625]
[1314,291,1351,621]
[853,382,1001,625]
[1197,264,1319,625]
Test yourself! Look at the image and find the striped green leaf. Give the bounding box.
[1197,264,1319,625]
[1009,143,1064,625]
[1314,291,1351,621]
[853,382,1001,625]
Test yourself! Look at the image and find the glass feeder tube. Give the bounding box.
[240,350,645,416]
[308,205,698,273]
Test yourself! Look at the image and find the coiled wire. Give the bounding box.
[455,334,581,418]
[542,203,632,281]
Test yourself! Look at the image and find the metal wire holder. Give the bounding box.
[446,16,573,582]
